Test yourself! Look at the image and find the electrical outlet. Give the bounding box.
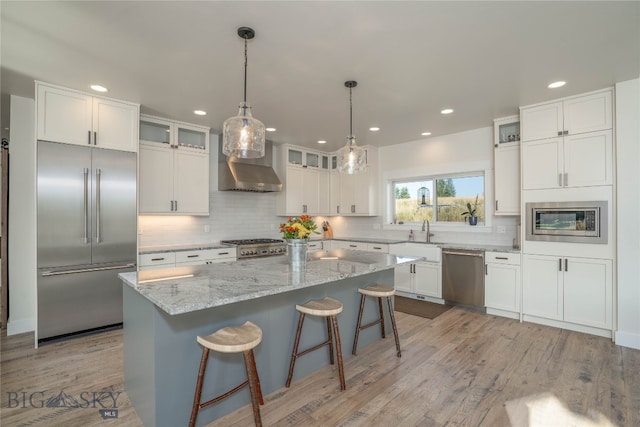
[497,226,506,234]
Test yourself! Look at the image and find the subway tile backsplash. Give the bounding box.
[139,191,517,249]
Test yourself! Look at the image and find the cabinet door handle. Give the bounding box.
[336,205,340,214]
[559,258,562,271]
[564,173,568,187]
[187,255,199,258]
[151,257,165,261]
[558,173,563,187]
[174,200,178,211]
[88,130,91,145]
[170,200,174,211]
[564,258,568,272]
[495,200,499,211]
[302,204,307,213]
[557,131,563,136]
[94,131,97,146]
[564,130,569,135]
[485,264,488,275]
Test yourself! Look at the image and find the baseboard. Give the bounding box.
[7,317,35,336]
[614,330,640,350]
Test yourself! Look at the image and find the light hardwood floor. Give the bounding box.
[1,307,639,426]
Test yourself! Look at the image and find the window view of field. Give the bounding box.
[394,176,485,224]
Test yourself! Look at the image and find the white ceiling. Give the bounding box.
[2,1,639,151]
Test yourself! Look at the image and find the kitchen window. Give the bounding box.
[392,173,485,224]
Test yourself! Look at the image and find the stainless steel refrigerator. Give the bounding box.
[37,141,136,342]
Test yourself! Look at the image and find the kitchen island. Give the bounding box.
[119,249,416,427]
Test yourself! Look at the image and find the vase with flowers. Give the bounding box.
[279,215,319,268]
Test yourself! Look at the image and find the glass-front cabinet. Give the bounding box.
[177,126,207,150]
[287,147,329,169]
[140,117,208,152]
[496,117,520,145]
[139,120,170,145]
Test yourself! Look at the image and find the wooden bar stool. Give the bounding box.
[189,321,264,427]
[286,297,346,391]
[352,284,401,358]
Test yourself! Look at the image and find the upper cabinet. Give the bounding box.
[138,115,210,215]
[36,81,139,152]
[520,89,612,141]
[493,115,520,215]
[277,144,377,216]
[329,146,378,216]
[520,89,613,190]
[276,146,330,216]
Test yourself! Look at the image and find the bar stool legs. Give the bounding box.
[189,321,263,427]
[352,285,401,358]
[286,297,346,391]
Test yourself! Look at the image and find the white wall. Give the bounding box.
[7,95,36,335]
[341,126,518,246]
[615,78,640,350]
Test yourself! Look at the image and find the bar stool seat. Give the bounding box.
[352,284,401,358]
[286,297,346,391]
[190,321,264,427]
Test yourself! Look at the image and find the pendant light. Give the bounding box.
[222,27,265,159]
[336,80,367,174]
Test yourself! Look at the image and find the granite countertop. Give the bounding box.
[329,237,408,244]
[437,243,520,253]
[120,249,418,316]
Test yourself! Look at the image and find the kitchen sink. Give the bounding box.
[388,242,441,262]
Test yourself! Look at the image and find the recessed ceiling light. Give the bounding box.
[266,127,276,132]
[421,132,432,136]
[369,127,380,132]
[90,84,108,93]
[548,81,566,89]
[440,108,454,115]
[317,140,327,144]
[193,110,207,116]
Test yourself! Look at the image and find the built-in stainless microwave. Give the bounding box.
[525,201,607,244]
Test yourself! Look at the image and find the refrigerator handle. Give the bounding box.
[83,167,89,244]
[41,263,137,276]
[96,168,101,243]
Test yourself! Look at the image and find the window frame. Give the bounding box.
[387,170,489,229]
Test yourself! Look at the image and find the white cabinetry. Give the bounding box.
[277,146,330,215]
[36,81,139,152]
[485,252,521,319]
[139,248,236,270]
[139,115,210,215]
[329,146,377,216]
[522,254,612,332]
[493,116,520,215]
[331,240,367,251]
[521,89,613,190]
[393,261,441,299]
[389,243,442,301]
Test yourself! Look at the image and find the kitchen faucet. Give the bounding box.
[422,220,434,243]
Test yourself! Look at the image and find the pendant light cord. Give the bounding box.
[349,86,353,144]
[243,37,248,105]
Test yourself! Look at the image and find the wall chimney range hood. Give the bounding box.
[218,140,282,192]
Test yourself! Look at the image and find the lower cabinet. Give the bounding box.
[394,261,442,299]
[522,254,612,330]
[485,252,521,319]
[139,248,237,270]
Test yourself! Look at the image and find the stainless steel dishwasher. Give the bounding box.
[442,249,485,309]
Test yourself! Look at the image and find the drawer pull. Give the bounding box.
[187,255,199,258]
[151,257,165,261]
[349,244,357,248]
[495,256,509,260]
[217,252,229,255]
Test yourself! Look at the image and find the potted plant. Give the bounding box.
[461,195,479,226]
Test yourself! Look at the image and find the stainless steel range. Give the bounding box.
[221,238,287,259]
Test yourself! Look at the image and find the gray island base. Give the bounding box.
[120,249,417,427]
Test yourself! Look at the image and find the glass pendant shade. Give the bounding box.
[222,101,265,158]
[336,136,367,174]
[337,80,367,174]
